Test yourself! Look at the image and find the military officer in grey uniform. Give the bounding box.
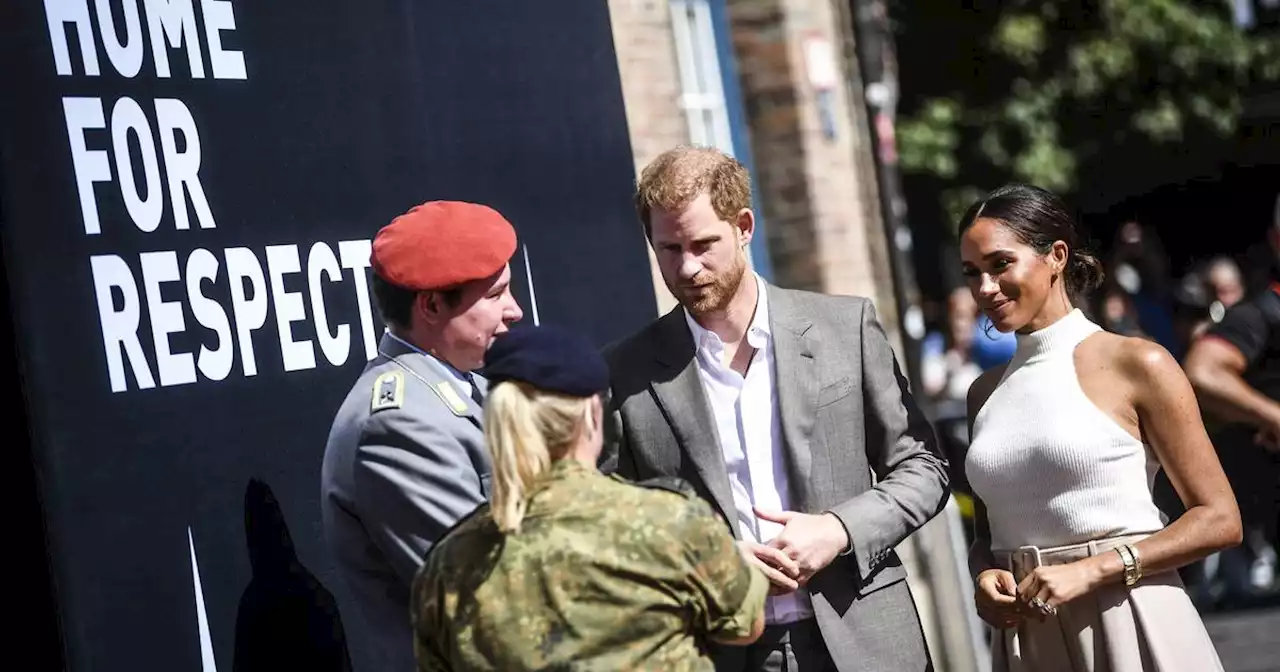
[321,200,524,671]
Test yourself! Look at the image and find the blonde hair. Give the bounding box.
[634,145,751,234]
[484,381,596,533]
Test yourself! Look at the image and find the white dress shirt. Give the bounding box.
[684,274,813,625]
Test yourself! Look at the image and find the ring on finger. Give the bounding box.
[1030,597,1057,616]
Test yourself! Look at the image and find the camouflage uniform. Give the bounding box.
[411,459,767,671]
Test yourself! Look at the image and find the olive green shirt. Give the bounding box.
[411,460,767,671]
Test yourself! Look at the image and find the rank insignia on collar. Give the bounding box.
[432,381,469,416]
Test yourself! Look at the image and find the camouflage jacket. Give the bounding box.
[411,459,766,671]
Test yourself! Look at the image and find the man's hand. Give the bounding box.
[736,540,800,595]
[754,507,849,586]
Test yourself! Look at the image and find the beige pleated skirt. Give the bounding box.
[991,534,1224,672]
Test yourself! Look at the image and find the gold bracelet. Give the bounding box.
[1129,544,1144,584]
[1115,544,1140,587]
[1115,545,1133,585]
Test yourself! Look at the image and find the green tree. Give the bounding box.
[893,0,1280,226]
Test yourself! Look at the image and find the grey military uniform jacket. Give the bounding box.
[602,285,949,672]
[321,333,490,671]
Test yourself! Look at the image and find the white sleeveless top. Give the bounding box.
[965,309,1166,550]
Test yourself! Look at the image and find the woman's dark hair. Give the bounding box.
[958,183,1105,297]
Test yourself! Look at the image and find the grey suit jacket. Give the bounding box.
[321,333,491,672]
[602,285,948,672]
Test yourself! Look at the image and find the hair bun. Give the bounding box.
[1069,251,1105,295]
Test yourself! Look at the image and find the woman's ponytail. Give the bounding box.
[483,382,593,533]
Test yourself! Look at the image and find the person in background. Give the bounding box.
[921,287,984,404]
[1184,203,1280,609]
[921,287,987,501]
[321,201,524,670]
[1172,272,1215,352]
[1168,258,1246,359]
[412,325,766,671]
[961,184,1239,671]
[1096,281,1148,339]
[1166,257,1246,361]
[1110,221,1178,354]
[1205,256,1247,315]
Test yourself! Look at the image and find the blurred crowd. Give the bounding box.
[921,207,1280,614]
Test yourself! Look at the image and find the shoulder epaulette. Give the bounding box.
[370,370,405,413]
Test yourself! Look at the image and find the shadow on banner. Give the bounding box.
[233,479,352,672]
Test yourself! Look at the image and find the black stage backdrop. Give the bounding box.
[0,1,656,669]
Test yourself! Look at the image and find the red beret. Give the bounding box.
[370,201,517,291]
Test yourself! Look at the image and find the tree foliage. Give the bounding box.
[893,0,1280,226]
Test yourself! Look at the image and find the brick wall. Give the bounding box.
[607,0,686,316]
[726,0,896,323]
[609,0,898,332]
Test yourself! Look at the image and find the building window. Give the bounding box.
[668,0,774,279]
[669,0,735,153]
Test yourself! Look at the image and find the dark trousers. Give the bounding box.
[742,619,835,672]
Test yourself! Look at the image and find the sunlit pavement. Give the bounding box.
[1204,608,1280,672]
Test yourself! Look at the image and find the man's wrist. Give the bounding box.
[822,511,852,556]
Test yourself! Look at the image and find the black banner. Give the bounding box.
[0,1,655,669]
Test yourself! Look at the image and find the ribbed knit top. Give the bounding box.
[965,309,1166,550]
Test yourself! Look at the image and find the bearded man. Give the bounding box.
[601,146,948,672]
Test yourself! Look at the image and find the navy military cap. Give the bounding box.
[483,325,609,397]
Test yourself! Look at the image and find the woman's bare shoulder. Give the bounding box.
[1080,330,1177,373]
[1078,330,1183,395]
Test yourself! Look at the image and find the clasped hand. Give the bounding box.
[975,558,1103,628]
[974,569,1027,628]
[736,507,849,595]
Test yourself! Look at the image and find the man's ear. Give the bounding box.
[416,291,444,326]
[734,208,755,248]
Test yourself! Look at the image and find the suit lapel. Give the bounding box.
[377,333,484,428]
[649,310,737,527]
[768,286,816,512]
